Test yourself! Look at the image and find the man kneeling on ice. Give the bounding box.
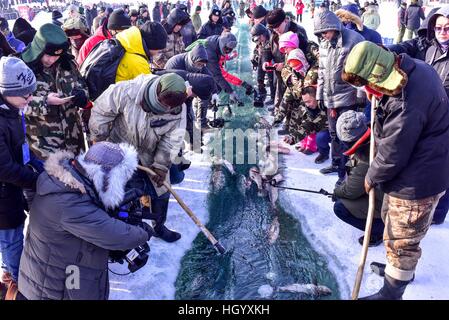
[342,41,449,300]
[332,110,385,247]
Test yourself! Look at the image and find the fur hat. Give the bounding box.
[77,142,138,209]
[22,23,69,63]
[342,41,408,96]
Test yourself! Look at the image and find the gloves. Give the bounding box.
[317,100,326,111]
[251,58,258,70]
[139,222,154,241]
[229,92,239,104]
[211,93,220,105]
[150,166,167,187]
[241,81,254,96]
[71,88,88,109]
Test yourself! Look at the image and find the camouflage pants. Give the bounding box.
[382,192,445,281]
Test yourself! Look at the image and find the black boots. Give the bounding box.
[370,262,415,282]
[151,198,181,243]
[359,274,410,300]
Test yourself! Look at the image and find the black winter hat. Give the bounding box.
[210,8,222,17]
[51,10,63,21]
[266,8,286,28]
[195,5,201,11]
[252,5,268,19]
[250,23,269,38]
[107,9,132,30]
[139,21,168,50]
[130,9,139,17]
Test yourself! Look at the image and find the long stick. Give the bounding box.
[351,95,378,300]
[273,185,333,197]
[137,165,226,255]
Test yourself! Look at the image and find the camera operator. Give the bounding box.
[17,142,153,300]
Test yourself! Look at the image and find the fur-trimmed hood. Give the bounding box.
[42,144,138,209]
[335,7,364,32]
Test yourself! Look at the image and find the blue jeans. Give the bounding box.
[0,224,24,281]
[333,200,384,237]
[316,130,331,157]
[433,189,449,224]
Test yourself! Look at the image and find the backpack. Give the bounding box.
[79,38,125,101]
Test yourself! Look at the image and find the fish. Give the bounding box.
[211,168,226,193]
[212,157,235,175]
[248,166,263,191]
[277,283,332,296]
[222,105,232,118]
[269,141,291,154]
[268,216,280,244]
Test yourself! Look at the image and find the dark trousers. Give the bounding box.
[257,63,275,99]
[316,130,331,157]
[333,200,385,237]
[328,106,358,179]
[433,189,449,224]
[274,71,286,111]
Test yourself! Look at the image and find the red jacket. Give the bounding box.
[296,1,305,15]
[219,54,243,86]
[77,26,112,66]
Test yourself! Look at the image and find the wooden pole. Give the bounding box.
[351,95,378,300]
[137,165,226,254]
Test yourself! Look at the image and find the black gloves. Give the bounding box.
[241,81,254,96]
[139,222,154,241]
[71,88,88,109]
[251,58,258,70]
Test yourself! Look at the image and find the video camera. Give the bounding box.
[208,101,231,128]
[108,198,152,273]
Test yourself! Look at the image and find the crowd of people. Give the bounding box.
[0,0,448,301]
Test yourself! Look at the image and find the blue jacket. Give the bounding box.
[336,5,382,44]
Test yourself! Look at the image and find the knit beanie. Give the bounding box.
[336,110,368,143]
[195,5,201,12]
[107,9,132,30]
[279,31,299,51]
[139,22,168,50]
[21,23,69,63]
[52,10,63,20]
[157,73,187,108]
[252,5,268,19]
[0,57,36,97]
[266,8,286,28]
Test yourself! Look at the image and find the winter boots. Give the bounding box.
[370,262,415,282]
[319,164,339,175]
[314,153,329,164]
[151,198,181,243]
[358,234,383,247]
[359,274,410,300]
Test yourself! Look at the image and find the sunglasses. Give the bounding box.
[435,26,449,33]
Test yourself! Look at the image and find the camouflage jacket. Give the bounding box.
[153,33,185,69]
[25,60,87,160]
[288,105,328,144]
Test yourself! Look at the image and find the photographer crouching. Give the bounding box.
[17,142,153,300]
